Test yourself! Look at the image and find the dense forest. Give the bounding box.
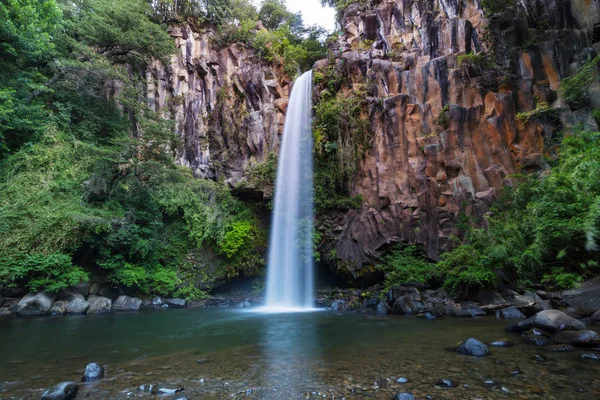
[1,0,600,301]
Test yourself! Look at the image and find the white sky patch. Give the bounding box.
[251,0,337,32]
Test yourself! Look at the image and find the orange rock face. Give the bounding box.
[314,0,599,274]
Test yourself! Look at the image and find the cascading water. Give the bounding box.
[263,70,314,312]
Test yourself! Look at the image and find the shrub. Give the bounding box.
[560,55,600,108]
[378,246,439,291]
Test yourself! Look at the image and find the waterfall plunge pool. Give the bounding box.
[1,308,599,399]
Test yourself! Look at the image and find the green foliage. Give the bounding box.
[378,246,439,291]
[560,55,600,108]
[516,101,557,125]
[439,129,600,292]
[320,0,369,23]
[0,253,88,292]
[480,0,516,16]
[436,105,450,127]
[457,53,492,77]
[593,109,600,126]
[313,65,371,209]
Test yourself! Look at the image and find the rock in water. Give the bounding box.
[553,330,600,346]
[112,295,142,311]
[496,306,526,319]
[81,362,104,382]
[394,393,415,400]
[562,281,600,315]
[86,295,112,314]
[158,387,184,394]
[506,310,586,333]
[456,338,490,356]
[165,298,187,308]
[41,382,78,400]
[438,379,457,387]
[582,353,600,360]
[376,301,388,315]
[490,339,514,347]
[331,299,345,312]
[17,292,55,316]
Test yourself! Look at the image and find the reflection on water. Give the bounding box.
[1,309,600,399]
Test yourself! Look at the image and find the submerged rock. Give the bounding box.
[86,295,112,314]
[157,387,184,394]
[456,338,490,356]
[553,330,600,346]
[17,292,55,316]
[138,384,158,394]
[113,295,142,311]
[506,310,586,333]
[82,362,104,382]
[581,353,600,360]
[547,344,577,352]
[394,393,415,400]
[496,306,526,319]
[490,339,514,347]
[522,332,552,346]
[41,382,78,400]
[438,378,457,387]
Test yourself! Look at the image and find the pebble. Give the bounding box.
[396,377,408,384]
[501,387,512,394]
[438,379,457,387]
[508,369,522,375]
[484,380,496,386]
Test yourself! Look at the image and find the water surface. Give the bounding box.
[1,309,599,399]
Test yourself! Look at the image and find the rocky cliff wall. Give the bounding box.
[146,23,291,189]
[315,0,600,277]
[147,2,600,281]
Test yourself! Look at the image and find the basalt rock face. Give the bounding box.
[146,23,290,193]
[314,0,600,274]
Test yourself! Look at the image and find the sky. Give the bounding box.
[251,0,337,32]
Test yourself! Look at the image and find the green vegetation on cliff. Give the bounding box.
[381,128,600,294]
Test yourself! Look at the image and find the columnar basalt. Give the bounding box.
[146,23,291,189]
[314,0,600,276]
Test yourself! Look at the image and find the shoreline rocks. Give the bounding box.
[41,382,78,400]
[456,338,490,356]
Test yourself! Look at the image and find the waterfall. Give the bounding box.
[263,70,315,312]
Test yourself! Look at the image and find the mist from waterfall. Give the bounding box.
[263,70,315,312]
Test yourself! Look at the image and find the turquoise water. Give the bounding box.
[1,309,599,399]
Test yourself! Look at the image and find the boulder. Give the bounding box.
[456,338,490,356]
[142,296,165,310]
[496,306,526,319]
[41,382,78,400]
[506,310,586,333]
[59,289,89,314]
[562,281,600,315]
[477,290,506,305]
[50,301,68,315]
[88,282,102,296]
[553,330,600,346]
[592,310,600,322]
[547,344,577,352]
[331,299,346,312]
[165,298,187,308]
[394,393,415,400]
[82,362,105,382]
[522,332,552,346]
[113,295,142,311]
[376,301,388,315]
[392,295,425,314]
[86,295,112,315]
[74,282,90,297]
[16,292,55,316]
[0,307,13,317]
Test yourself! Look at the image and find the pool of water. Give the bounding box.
[1,308,599,399]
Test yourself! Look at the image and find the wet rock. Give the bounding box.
[477,290,506,305]
[534,354,546,361]
[490,339,514,347]
[49,301,68,315]
[86,295,112,315]
[554,330,600,346]
[157,387,184,394]
[562,281,600,315]
[506,310,586,333]
[41,381,78,400]
[113,295,142,312]
[394,393,415,400]
[392,294,425,315]
[81,362,104,382]
[423,312,437,320]
[581,352,600,360]
[165,298,187,308]
[484,380,497,386]
[501,387,512,394]
[456,338,490,356]
[591,310,600,322]
[138,384,158,394]
[376,301,387,315]
[17,292,55,316]
[331,299,346,312]
[142,296,164,310]
[547,344,577,352]
[396,377,408,383]
[438,379,457,387]
[59,289,89,314]
[496,306,526,319]
[522,332,552,346]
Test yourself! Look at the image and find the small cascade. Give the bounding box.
[262,70,315,312]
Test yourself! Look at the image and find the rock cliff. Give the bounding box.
[146,23,291,189]
[314,0,600,277]
[149,2,600,281]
